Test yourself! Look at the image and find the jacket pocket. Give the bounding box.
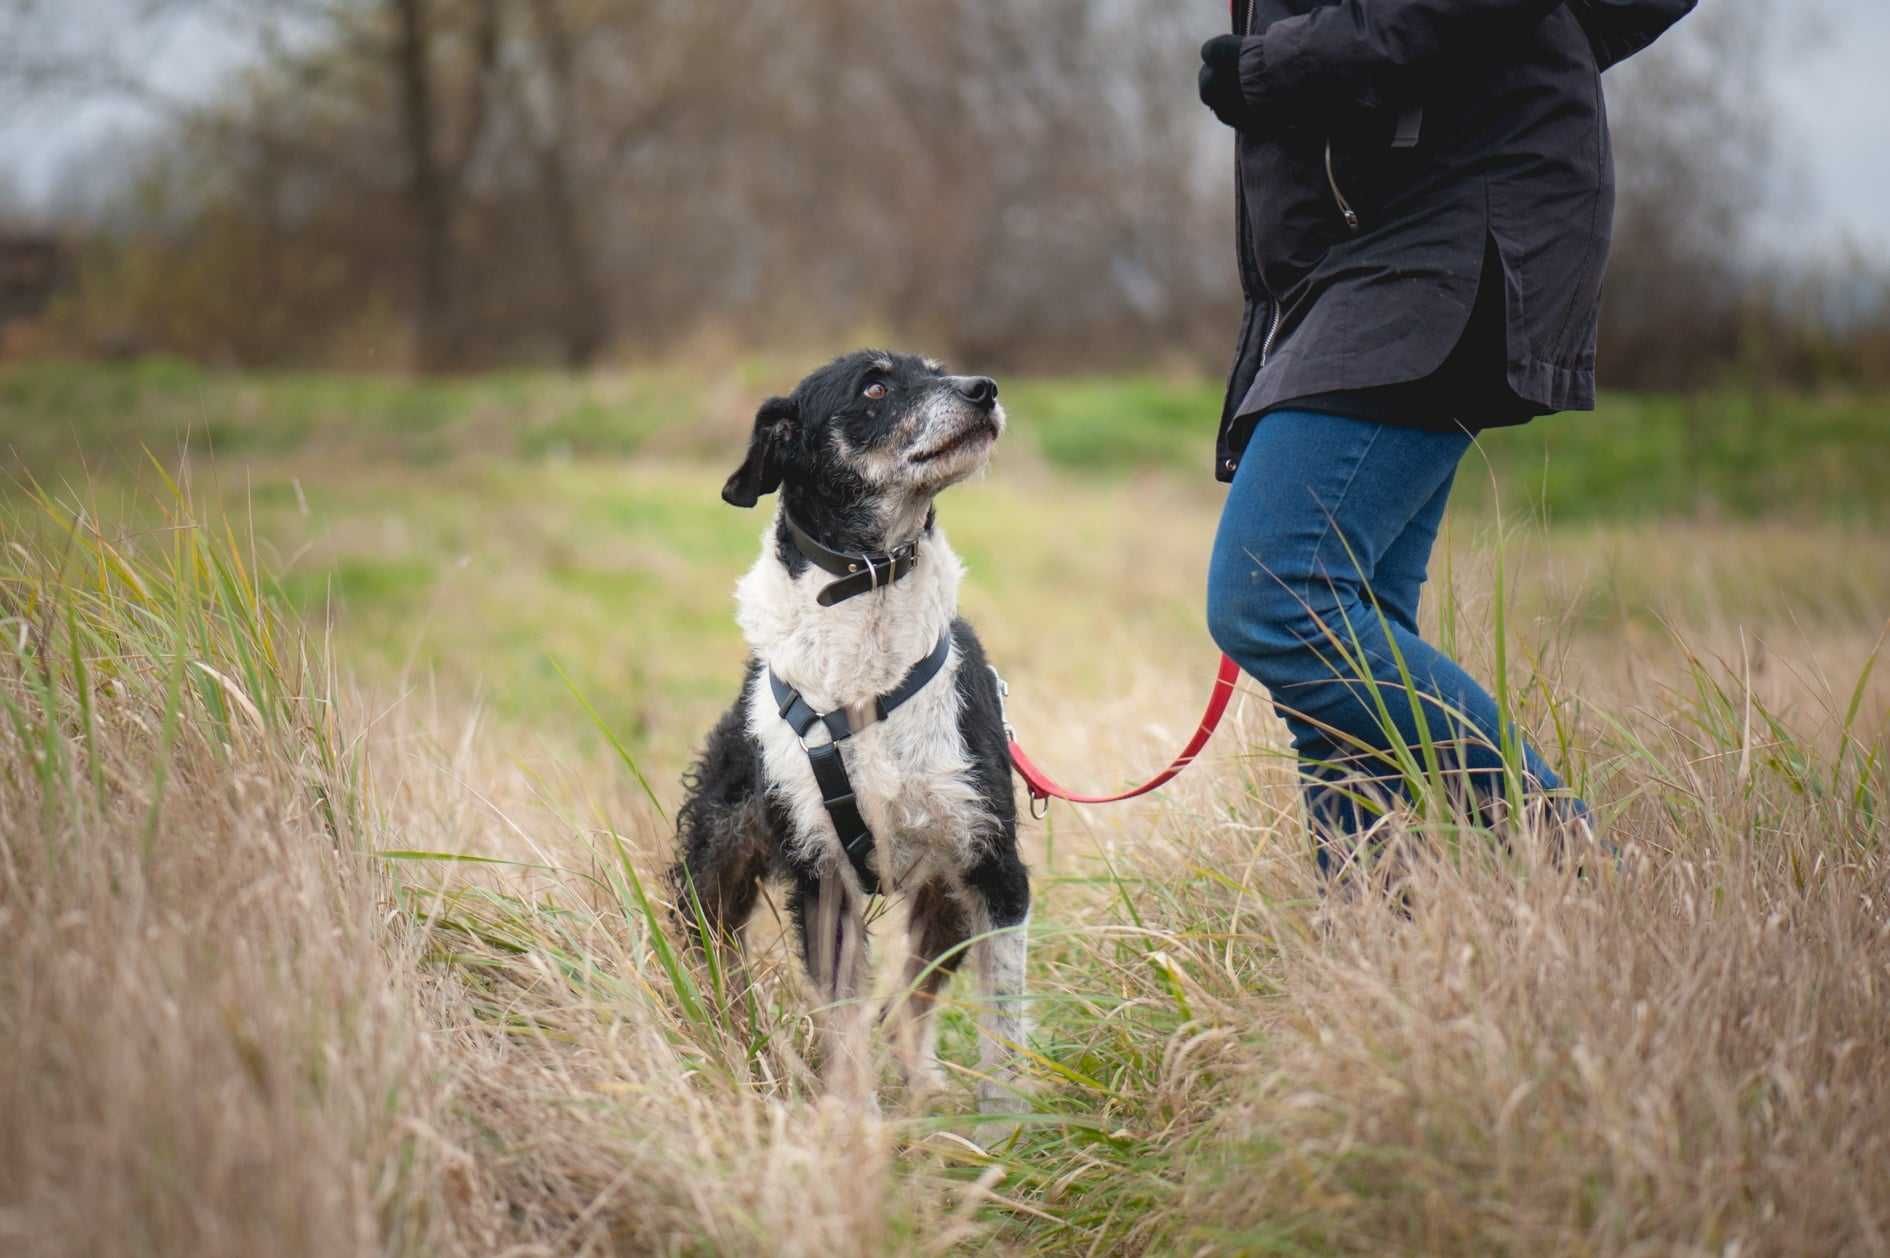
[1236,2,1421,287]
[1239,128,1345,298]
[1322,107,1432,234]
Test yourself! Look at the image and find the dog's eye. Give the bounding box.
[863,381,889,401]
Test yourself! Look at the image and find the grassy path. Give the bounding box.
[3,366,1887,1254]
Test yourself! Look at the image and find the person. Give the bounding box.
[1196,0,1694,868]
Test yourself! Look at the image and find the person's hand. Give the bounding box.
[1198,35,1255,131]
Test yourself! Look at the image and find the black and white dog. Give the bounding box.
[670,349,1029,1111]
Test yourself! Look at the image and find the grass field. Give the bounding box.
[3,361,1888,1255]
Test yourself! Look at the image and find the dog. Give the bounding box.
[669,349,1029,1112]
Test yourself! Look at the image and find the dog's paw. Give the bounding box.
[893,1043,944,1092]
[816,1087,883,1123]
[976,1078,1029,1116]
[970,1088,1029,1151]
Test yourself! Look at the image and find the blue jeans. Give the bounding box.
[1206,410,1580,864]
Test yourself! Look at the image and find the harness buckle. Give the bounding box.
[844,696,880,735]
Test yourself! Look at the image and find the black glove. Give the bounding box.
[1198,35,1254,131]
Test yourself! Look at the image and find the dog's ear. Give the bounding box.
[721,395,796,508]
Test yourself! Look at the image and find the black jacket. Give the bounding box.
[1215,0,1696,481]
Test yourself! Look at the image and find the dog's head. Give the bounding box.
[721,350,1004,520]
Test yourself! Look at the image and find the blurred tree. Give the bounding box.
[1585,0,1890,392]
[391,0,500,369]
[0,0,1235,370]
[3,0,511,367]
[1596,0,1780,389]
[2,0,1882,386]
[521,0,601,367]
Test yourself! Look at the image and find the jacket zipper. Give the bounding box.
[1259,302,1283,367]
[1325,140,1360,232]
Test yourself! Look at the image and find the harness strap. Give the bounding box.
[768,629,953,894]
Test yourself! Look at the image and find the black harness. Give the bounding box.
[770,512,952,892]
[782,510,930,607]
[769,629,951,895]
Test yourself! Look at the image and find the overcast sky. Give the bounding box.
[1765,0,1890,258]
[4,0,1888,261]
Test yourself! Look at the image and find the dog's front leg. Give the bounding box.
[968,844,1032,1116]
[974,916,1030,1114]
[887,879,972,1095]
[802,870,874,1107]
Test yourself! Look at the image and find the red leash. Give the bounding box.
[1004,654,1244,809]
[1000,0,1248,812]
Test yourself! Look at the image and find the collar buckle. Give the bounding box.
[784,510,927,607]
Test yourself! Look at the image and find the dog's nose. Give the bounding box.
[953,376,998,406]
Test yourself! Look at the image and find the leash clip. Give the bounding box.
[990,664,1050,817]
[987,664,1016,744]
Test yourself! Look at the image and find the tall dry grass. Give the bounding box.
[3,475,1887,1256]
[0,484,445,1257]
[0,484,986,1255]
[1185,831,1890,1255]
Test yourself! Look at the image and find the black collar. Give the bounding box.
[782,510,931,607]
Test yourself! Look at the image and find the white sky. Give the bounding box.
[3,0,1887,262]
[1764,0,1890,259]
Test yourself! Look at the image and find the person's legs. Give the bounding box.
[1205,410,1578,865]
[1371,467,1454,640]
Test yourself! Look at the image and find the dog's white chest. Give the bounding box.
[736,521,991,886]
[746,655,988,884]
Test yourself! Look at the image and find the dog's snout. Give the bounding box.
[952,376,998,407]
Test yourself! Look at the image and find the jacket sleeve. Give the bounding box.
[1238,0,1570,113]
[1567,0,1698,72]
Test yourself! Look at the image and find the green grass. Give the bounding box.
[279,556,439,615]
[7,360,1888,522]
[1453,390,1890,524]
[0,359,715,471]
[6,360,1887,771]
[514,377,701,459]
[0,475,356,848]
[1004,374,1218,473]
[1006,372,1890,523]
